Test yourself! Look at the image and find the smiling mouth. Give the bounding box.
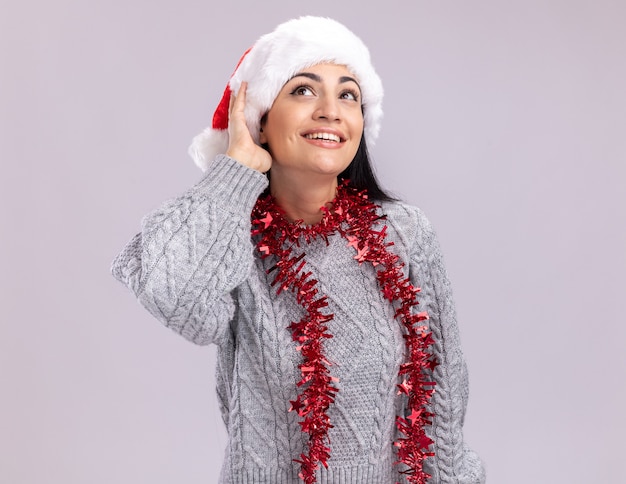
[304,132,343,143]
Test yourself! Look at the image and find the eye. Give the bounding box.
[340,89,360,102]
[291,84,315,96]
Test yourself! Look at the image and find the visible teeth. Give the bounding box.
[305,132,341,142]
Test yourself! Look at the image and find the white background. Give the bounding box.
[1,0,624,482]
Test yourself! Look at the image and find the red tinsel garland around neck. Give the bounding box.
[251,181,438,484]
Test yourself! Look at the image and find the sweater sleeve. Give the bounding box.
[111,155,269,346]
[407,208,486,484]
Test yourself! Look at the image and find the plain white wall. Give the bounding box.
[1,0,624,482]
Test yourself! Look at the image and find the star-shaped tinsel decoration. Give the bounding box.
[251,180,438,484]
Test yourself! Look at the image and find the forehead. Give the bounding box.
[291,63,357,80]
[285,63,361,91]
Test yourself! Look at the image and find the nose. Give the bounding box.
[313,95,340,121]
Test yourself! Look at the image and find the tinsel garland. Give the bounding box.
[251,181,438,484]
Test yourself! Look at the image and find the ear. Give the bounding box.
[259,112,268,144]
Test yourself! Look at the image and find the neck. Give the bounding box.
[269,171,339,225]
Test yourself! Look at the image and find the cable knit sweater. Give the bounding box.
[111,155,486,484]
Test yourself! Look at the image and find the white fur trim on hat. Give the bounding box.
[189,16,384,171]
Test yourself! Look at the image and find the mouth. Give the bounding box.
[302,131,345,143]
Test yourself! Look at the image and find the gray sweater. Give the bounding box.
[111,155,486,484]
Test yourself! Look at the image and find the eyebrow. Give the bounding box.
[290,72,361,91]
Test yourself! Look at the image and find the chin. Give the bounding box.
[270,152,354,180]
[307,155,353,176]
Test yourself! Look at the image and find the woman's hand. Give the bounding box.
[226,82,272,173]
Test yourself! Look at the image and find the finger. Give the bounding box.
[228,85,236,116]
[229,82,247,121]
[238,81,247,106]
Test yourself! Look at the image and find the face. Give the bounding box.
[259,63,364,179]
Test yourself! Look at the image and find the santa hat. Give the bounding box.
[189,16,384,171]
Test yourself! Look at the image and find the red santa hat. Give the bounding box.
[189,16,384,171]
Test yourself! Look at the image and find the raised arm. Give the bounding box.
[111,155,268,345]
[112,79,273,345]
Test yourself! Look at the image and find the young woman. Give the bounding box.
[112,16,485,484]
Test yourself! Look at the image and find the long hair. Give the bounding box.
[339,136,395,202]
